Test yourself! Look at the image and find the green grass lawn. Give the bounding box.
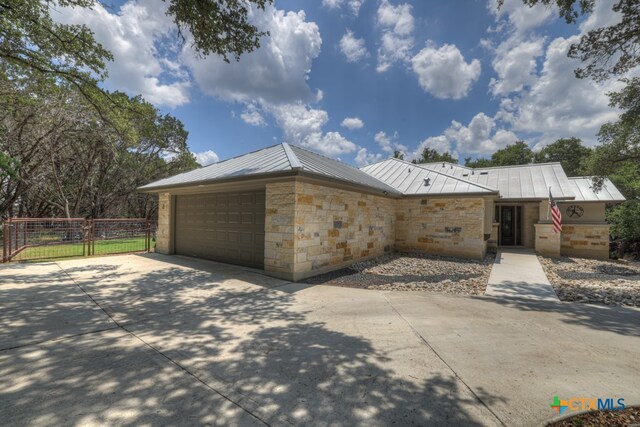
[13,237,152,262]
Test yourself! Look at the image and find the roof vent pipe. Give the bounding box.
[424,178,431,186]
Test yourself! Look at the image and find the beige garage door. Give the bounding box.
[175,190,265,269]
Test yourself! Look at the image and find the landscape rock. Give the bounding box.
[303,252,495,295]
[539,256,640,307]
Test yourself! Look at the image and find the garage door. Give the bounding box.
[175,190,265,269]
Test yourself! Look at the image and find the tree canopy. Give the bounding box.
[412,147,458,164]
[533,137,592,176]
[0,0,272,218]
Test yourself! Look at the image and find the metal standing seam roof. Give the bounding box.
[420,162,576,200]
[360,159,498,195]
[138,143,399,194]
[566,177,626,202]
[139,145,625,201]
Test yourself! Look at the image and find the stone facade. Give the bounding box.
[264,182,297,276]
[265,180,395,280]
[561,224,609,259]
[534,223,560,257]
[395,197,486,259]
[156,192,173,254]
[523,202,539,248]
[155,181,613,278]
[488,223,499,249]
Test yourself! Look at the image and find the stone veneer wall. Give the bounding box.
[264,181,395,280]
[561,224,609,259]
[156,192,173,254]
[395,197,486,259]
[523,203,539,248]
[264,182,296,277]
[534,223,560,257]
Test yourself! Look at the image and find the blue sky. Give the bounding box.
[57,0,621,166]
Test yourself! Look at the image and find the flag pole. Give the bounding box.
[547,186,551,221]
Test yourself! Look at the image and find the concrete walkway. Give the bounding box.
[485,248,560,301]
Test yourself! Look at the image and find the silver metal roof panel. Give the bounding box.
[360,159,498,195]
[422,162,576,199]
[139,143,399,194]
[567,177,625,202]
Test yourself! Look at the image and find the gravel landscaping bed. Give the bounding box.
[303,252,495,295]
[539,256,640,307]
[548,407,640,427]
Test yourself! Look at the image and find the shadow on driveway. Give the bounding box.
[0,254,505,426]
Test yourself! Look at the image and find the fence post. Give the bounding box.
[2,221,6,263]
[91,220,95,256]
[14,219,18,258]
[7,219,11,261]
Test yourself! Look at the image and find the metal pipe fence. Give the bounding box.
[2,218,156,263]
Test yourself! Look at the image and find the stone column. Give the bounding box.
[156,192,174,254]
[534,223,560,257]
[264,181,297,280]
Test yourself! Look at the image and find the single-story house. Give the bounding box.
[139,143,625,281]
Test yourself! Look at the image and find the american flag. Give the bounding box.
[548,189,562,234]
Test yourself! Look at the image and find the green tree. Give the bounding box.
[1,0,273,123]
[412,147,458,164]
[393,150,404,160]
[533,137,592,176]
[464,157,494,168]
[490,141,533,166]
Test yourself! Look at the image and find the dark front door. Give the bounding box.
[500,206,516,246]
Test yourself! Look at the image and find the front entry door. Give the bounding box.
[500,206,516,246]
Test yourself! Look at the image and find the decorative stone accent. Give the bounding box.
[561,224,609,259]
[156,192,173,254]
[395,197,486,259]
[534,223,560,257]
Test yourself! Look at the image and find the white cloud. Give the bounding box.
[268,103,356,157]
[322,0,343,8]
[195,150,220,166]
[240,104,267,126]
[54,0,190,108]
[412,135,456,161]
[411,42,481,99]
[348,0,366,15]
[323,0,365,15]
[414,113,518,157]
[489,38,545,96]
[354,147,383,166]
[183,6,322,105]
[339,30,369,63]
[484,0,626,148]
[376,1,414,72]
[341,117,364,130]
[488,0,556,35]
[497,36,621,145]
[374,131,407,154]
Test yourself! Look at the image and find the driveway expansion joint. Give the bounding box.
[382,293,508,427]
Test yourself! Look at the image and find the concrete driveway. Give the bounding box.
[1,254,639,426]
